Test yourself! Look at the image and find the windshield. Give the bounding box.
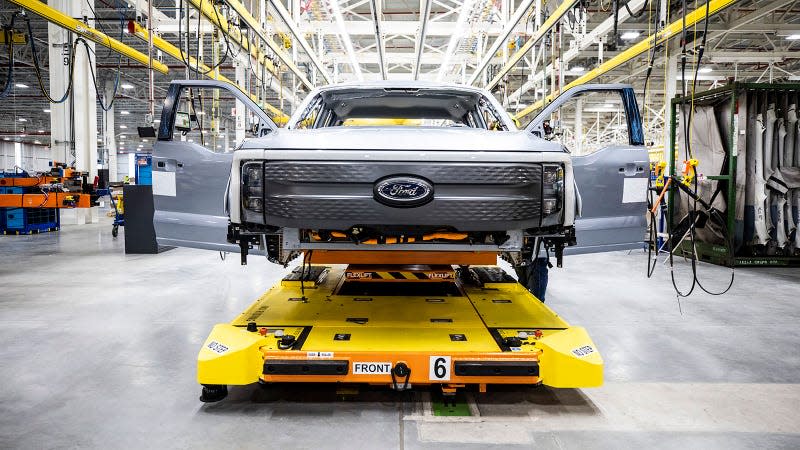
[291,87,509,130]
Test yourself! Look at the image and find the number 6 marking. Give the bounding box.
[429,356,451,381]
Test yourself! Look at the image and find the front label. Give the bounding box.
[353,362,392,375]
[571,345,594,357]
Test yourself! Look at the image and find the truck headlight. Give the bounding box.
[242,162,263,213]
[542,164,564,218]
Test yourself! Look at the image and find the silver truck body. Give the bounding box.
[152,80,648,261]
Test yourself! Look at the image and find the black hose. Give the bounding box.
[0,14,18,99]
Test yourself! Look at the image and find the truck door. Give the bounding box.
[527,84,649,254]
[152,80,277,252]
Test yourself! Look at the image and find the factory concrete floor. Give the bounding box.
[1,217,799,449]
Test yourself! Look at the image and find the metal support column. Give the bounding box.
[104,80,118,182]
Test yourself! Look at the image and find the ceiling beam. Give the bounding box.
[513,0,740,120]
[328,0,364,80]
[224,0,316,89]
[413,0,432,80]
[506,0,645,105]
[369,0,387,79]
[469,0,536,85]
[436,0,477,81]
[268,0,334,84]
[485,0,581,89]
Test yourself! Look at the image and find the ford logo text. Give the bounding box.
[374,176,434,207]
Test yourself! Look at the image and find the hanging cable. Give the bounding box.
[0,13,19,99]
[624,0,651,18]
[665,0,734,297]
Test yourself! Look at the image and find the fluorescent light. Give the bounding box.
[34,140,41,144]
[119,125,128,129]
[786,34,800,40]
[37,129,44,133]
[3,138,9,141]
[603,103,614,108]
[621,32,640,40]
[142,139,148,142]
[570,66,585,72]
[699,67,713,73]
[196,111,205,116]
[18,117,27,122]
[120,111,130,115]
[43,109,51,113]
[14,83,28,88]
[121,83,134,89]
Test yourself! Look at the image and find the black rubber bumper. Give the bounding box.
[263,360,349,376]
[454,361,539,377]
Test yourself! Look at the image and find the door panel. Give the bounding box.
[569,145,649,254]
[527,83,648,254]
[152,80,276,252]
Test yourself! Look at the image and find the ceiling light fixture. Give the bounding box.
[699,67,713,73]
[786,34,800,40]
[620,31,640,40]
[18,117,27,122]
[43,109,51,113]
[14,83,28,88]
[121,83,134,89]
[121,111,130,115]
[570,66,585,73]
[120,125,128,129]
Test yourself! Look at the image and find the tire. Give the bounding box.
[112,224,118,238]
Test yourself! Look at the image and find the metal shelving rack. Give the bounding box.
[668,82,800,267]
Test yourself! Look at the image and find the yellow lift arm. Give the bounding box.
[5,0,169,74]
[127,21,287,121]
[484,0,580,90]
[513,0,738,120]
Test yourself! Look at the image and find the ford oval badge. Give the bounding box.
[374,176,434,207]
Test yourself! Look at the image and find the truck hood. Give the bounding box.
[239,127,564,152]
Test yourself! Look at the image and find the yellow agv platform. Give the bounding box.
[197,264,602,401]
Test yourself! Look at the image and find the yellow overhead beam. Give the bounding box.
[485,0,580,90]
[186,0,283,85]
[223,0,315,90]
[513,0,738,120]
[5,0,169,74]
[128,21,287,121]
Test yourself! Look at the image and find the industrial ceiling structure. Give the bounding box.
[1,0,800,156]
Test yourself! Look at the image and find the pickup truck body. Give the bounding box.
[152,80,648,265]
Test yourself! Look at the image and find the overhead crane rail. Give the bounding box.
[5,0,169,74]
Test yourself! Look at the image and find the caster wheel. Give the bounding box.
[200,384,228,402]
[112,225,119,238]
